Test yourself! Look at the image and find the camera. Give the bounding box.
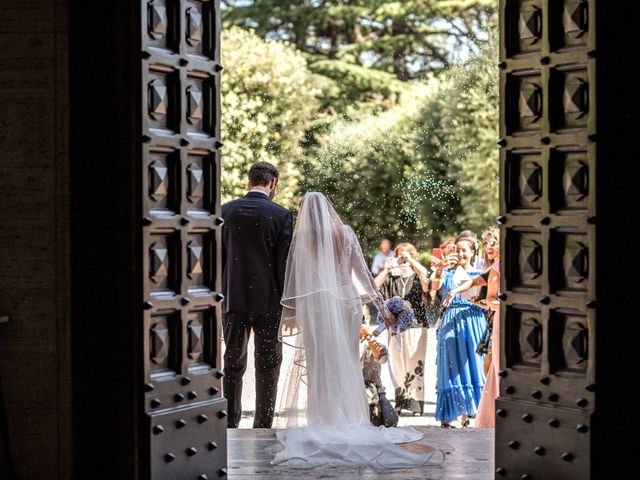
[386,257,399,269]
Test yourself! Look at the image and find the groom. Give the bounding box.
[221,161,293,428]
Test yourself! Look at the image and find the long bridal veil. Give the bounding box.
[272,192,444,469]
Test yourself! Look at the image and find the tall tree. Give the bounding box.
[222,0,497,80]
[220,27,321,207]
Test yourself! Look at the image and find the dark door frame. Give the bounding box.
[66,1,640,479]
[70,1,141,477]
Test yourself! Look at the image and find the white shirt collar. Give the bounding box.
[249,188,269,196]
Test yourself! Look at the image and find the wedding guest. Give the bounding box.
[426,236,456,307]
[440,237,457,255]
[367,239,394,326]
[474,234,500,428]
[374,243,430,415]
[424,236,456,319]
[459,229,484,270]
[359,324,397,427]
[454,229,493,376]
[444,227,501,428]
[429,237,456,284]
[431,235,486,428]
[371,238,394,275]
[475,227,500,375]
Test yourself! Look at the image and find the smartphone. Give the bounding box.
[431,248,443,260]
[450,245,457,254]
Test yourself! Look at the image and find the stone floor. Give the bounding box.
[223,325,494,478]
[228,427,494,479]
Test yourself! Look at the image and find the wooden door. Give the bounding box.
[496,1,595,478]
[142,1,227,478]
[70,1,226,478]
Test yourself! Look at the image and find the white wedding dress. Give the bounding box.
[272,192,444,469]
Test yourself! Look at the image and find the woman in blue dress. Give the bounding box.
[431,235,487,428]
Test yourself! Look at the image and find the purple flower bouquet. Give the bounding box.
[375,296,415,335]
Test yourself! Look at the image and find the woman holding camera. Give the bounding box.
[431,235,487,428]
[374,243,430,416]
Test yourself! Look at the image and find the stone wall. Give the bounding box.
[0,1,71,478]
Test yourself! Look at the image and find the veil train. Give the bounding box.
[272,192,444,468]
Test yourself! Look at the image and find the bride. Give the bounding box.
[272,192,444,468]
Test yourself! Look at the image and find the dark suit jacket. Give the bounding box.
[221,192,293,315]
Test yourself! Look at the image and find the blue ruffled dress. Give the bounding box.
[435,268,487,422]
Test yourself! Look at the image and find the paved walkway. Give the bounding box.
[222,326,476,429]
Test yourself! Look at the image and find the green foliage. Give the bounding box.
[300,34,499,248]
[430,30,499,233]
[220,27,321,207]
[299,84,462,251]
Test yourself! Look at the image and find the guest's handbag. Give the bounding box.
[475,309,495,356]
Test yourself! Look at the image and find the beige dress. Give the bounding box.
[388,327,428,413]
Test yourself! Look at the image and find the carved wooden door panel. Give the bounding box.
[141,1,227,478]
[496,1,595,478]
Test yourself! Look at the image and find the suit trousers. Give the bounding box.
[222,310,282,428]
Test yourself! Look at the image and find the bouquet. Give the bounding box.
[375,296,415,335]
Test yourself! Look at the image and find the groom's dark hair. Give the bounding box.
[248,161,279,187]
